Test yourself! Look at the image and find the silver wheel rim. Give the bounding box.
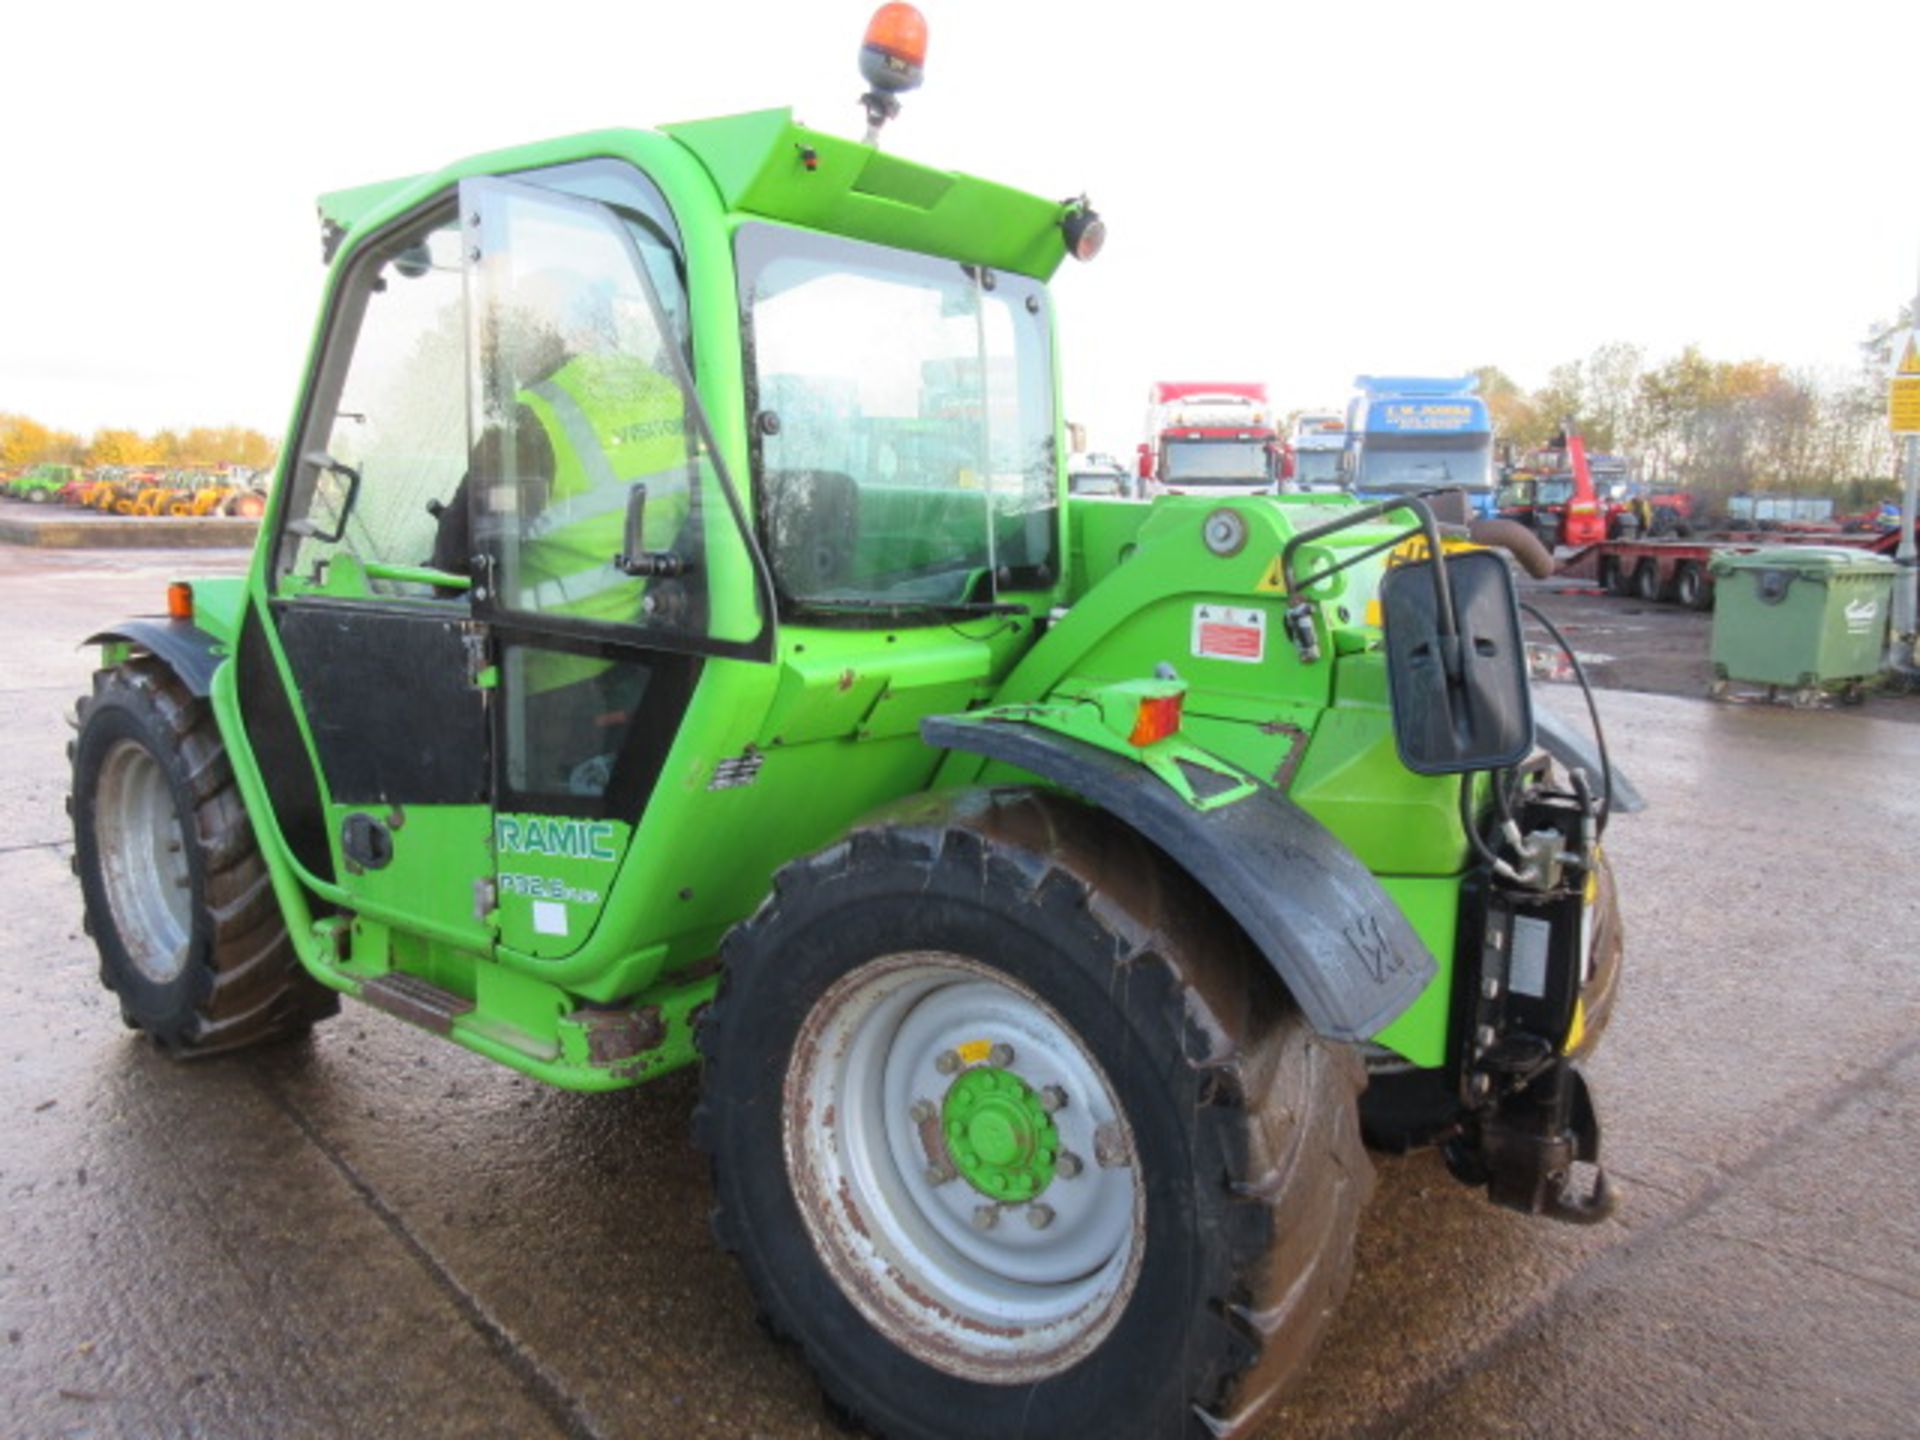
[94,739,193,983]
[784,952,1143,1383]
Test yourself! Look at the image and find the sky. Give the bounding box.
[2,0,1915,459]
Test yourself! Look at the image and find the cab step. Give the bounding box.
[359,973,474,1035]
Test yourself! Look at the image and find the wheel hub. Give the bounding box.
[95,738,192,983]
[942,1066,1058,1201]
[783,954,1144,1383]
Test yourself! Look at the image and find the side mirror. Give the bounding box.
[287,452,362,544]
[390,242,434,280]
[1379,549,1533,775]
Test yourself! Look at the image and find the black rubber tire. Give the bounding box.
[69,661,337,1055]
[1674,562,1712,611]
[1603,557,1633,597]
[1631,559,1664,602]
[695,790,1369,1440]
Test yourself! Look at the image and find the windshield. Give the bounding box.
[739,224,1056,612]
[1163,438,1271,485]
[1355,433,1493,493]
[1294,449,1344,487]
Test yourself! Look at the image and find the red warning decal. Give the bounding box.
[1191,604,1266,663]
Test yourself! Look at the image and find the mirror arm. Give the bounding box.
[1279,489,1461,663]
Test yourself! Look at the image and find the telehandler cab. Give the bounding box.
[69,9,1631,1435]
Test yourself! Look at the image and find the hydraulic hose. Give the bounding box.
[1519,601,1613,838]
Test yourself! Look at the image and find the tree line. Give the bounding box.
[1473,320,1910,511]
[0,414,277,472]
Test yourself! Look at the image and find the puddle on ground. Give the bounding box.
[1527,642,1615,683]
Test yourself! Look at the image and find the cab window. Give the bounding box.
[275,213,470,596]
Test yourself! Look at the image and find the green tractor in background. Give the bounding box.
[67,9,1632,1436]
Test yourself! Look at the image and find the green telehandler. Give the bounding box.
[7,461,78,503]
[68,10,1632,1435]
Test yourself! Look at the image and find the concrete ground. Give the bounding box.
[2,546,1916,1438]
[1520,573,1920,726]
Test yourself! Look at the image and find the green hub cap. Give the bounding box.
[943,1066,1058,1201]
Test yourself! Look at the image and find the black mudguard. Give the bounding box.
[921,717,1438,1042]
[86,619,224,697]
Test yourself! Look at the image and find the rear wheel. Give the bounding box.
[697,792,1368,1440]
[1603,557,1633,596]
[1673,561,1710,610]
[69,662,337,1054]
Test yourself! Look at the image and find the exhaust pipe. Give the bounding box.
[1469,518,1555,579]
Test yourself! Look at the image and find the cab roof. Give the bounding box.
[316,107,1069,280]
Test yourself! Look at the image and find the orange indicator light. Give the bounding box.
[1129,693,1184,747]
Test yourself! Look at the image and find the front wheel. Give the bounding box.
[697,793,1368,1440]
[70,662,337,1054]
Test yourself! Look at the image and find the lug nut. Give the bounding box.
[988,1043,1015,1067]
[1056,1151,1083,1179]
[1038,1085,1068,1113]
[1469,1073,1492,1099]
[909,1099,937,1124]
[1093,1121,1132,1169]
[935,1050,961,1075]
[1026,1203,1055,1230]
[1483,978,1503,1000]
[971,1205,998,1231]
[924,1166,952,1187]
[1475,1025,1496,1049]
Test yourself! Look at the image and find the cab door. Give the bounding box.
[265,208,498,953]
[264,170,767,961]
[458,177,769,958]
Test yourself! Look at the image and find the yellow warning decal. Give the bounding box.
[1901,336,1920,376]
[1890,375,1920,434]
[1388,535,1485,566]
[956,1038,993,1065]
[1255,555,1288,594]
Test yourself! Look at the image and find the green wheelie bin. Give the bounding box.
[1708,545,1896,703]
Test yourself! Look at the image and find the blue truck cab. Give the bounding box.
[1344,374,1497,517]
